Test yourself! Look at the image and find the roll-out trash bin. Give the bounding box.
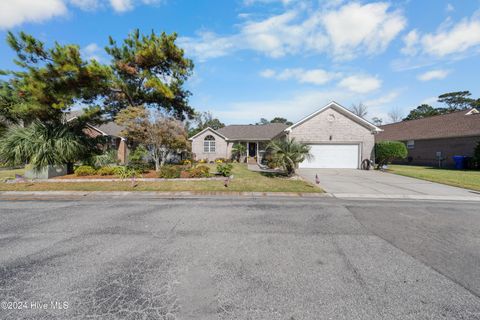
[453,155,466,169]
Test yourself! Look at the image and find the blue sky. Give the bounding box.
[1,0,480,124]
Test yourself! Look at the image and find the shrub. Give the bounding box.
[180,166,210,178]
[158,165,182,178]
[182,159,192,166]
[216,163,233,177]
[128,145,148,163]
[375,141,408,167]
[96,166,116,176]
[474,141,480,169]
[127,161,153,173]
[74,165,96,176]
[114,166,141,179]
[93,149,118,167]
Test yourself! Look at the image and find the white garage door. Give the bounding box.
[299,144,359,169]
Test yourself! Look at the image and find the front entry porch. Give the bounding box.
[243,141,268,165]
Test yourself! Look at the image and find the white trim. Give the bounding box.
[284,101,383,133]
[188,127,229,141]
[465,108,479,115]
[86,123,109,136]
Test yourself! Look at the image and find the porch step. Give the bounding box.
[247,157,257,164]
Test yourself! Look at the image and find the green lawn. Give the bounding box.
[0,168,25,180]
[388,165,480,191]
[0,164,322,193]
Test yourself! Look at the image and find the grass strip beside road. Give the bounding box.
[0,164,322,193]
[388,165,480,191]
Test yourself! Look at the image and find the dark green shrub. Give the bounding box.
[128,145,148,162]
[375,141,408,167]
[474,141,480,169]
[127,161,153,173]
[216,163,233,177]
[74,165,96,176]
[158,165,182,178]
[96,166,116,176]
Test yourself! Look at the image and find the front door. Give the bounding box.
[248,142,257,157]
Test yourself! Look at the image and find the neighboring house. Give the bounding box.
[66,111,129,164]
[189,101,382,168]
[376,108,480,167]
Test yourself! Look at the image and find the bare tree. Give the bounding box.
[371,117,383,126]
[350,103,368,118]
[388,107,403,123]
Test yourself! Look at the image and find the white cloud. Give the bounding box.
[422,15,480,57]
[401,29,419,56]
[321,2,406,59]
[0,0,67,29]
[446,3,454,12]
[0,0,165,28]
[417,69,450,81]
[259,69,276,78]
[215,89,356,124]
[109,0,133,12]
[338,75,381,93]
[365,90,400,108]
[81,43,105,61]
[403,12,480,59]
[180,2,406,61]
[260,68,338,85]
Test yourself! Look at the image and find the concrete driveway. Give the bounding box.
[297,168,480,200]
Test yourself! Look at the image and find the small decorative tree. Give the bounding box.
[231,143,247,162]
[115,106,188,171]
[375,141,408,168]
[266,138,312,176]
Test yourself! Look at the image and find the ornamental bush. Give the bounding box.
[375,141,408,167]
[184,165,210,178]
[158,165,182,178]
[96,166,116,176]
[74,165,97,176]
[216,163,233,177]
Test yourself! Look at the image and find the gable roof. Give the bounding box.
[285,101,382,132]
[188,127,229,141]
[217,123,288,140]
[65,110,125,138]
[376,108,480,141]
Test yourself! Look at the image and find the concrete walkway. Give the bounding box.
[297,168,480,201]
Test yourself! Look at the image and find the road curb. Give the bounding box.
[331,193,480,202]
[0,190,331,200]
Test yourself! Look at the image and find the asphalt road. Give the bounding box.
[1,197,480,320]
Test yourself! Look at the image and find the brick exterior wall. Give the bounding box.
[191,129,230,161]
[391,136,480,167]
[287,108,376,167]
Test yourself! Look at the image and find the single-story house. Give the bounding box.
[376,108,480,167]
[189,101,382,169]
[66,111,129,164]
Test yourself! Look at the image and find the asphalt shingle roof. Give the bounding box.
[65,110,125,138]
[376,109,480,141]
[217,123,288,140]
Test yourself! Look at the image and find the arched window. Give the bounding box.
[203,135,216,153]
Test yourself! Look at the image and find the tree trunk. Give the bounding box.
[154,157,161,171]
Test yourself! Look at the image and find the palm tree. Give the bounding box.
[0,120,100,171]
[266,138,312,176]
[231,143,247,162]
